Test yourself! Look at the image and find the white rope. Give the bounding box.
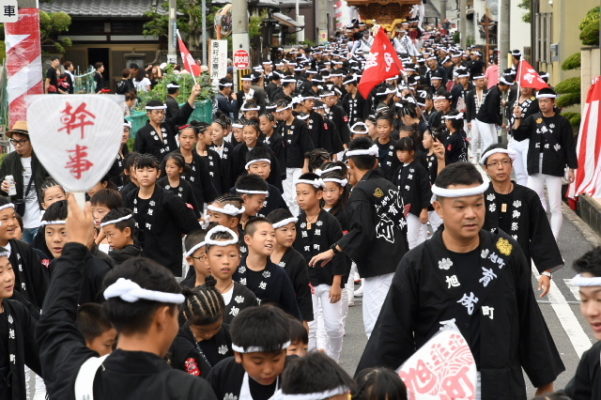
[346,144,379,157]
[207,203,245,216]
[103,278,185,304]
[205,225,239,246]
[100,214,133,228]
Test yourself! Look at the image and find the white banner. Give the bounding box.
[209,40,228,81]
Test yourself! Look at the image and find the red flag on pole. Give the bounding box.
[358,28,404,98]
[517,60,549,90]
[177,31,201,77]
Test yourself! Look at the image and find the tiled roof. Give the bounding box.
[41,0,158,17]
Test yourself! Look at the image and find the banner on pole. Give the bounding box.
[209,40,228,81]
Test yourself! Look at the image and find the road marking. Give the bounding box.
[564,278,581,302]
[532,264,591,358]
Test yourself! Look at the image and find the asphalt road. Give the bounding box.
[337,204,600,397]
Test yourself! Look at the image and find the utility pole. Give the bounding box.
[440,0,448,21]
[167,0,177,64]
[458,0,467,47]
[498,0,510,70]
[232,0,249,91]
[315,0,328,43]
[201,0,207,66]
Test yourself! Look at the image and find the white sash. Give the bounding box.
[74,355,109,400]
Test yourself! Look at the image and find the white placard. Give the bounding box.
[0,0,18,23]
[26,95,124,192]
[209,40,228,80]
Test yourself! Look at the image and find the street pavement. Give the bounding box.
[337,204,600,397]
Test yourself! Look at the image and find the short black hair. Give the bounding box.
[281,352,354,396]
[354,367,407,400]
[266,208,295,226]
[90,189,123,209]
[305,148,331,172]
[101,208,135,234]
[184,229,207,254]
[398,124,417,136]
[134,154,160,170]
[182,279,225,326]
[230,306,290,354]
[245,216,272,237]
[296,172,322,192]
[573,247,601,278]
[102,257,182,335]
[160,152,190,176]
[123,152,140,171]
[0,196,12,209]
[288,317,308,344]
[167,81,180,95]
[76,303,113,342]
[445,110,464,131]
[347,137,377,171]
[394,136,416,152]
[42,200,68,222]
[481,144,509,165]
[235,174,268,194]
[246,146,272,164]
[375,112,394,125]
[41,178,65,198]
[434,162,483,191]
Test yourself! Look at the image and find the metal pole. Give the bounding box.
[167,0,177,64]
[315,0,328,43]
[458,0,467,47]
[498,0,510,70]
[232,0,249,92]
[202,0,207,66]
[440,0,447,21]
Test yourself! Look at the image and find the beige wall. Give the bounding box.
[581,47,601,106]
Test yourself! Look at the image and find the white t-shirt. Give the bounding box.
[221,285,234,306]
[20,157,43,229]
[133,77,151,92]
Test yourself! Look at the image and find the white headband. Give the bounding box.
[145,105,167,110]
[499,77,514,86]
[272,217,298,229]
[100,214,133,228]
[241,105,260,111]
[350,122,368,134]
[536,93,557,99]
[232,123,244,129]
[480,148,516,164]
[231,340,290,354]
[346,144,379,158]
[245,158,272,170]
[473,74,485,80]
[295,178,324,188]
[323,177,348,187]
[274,386,350,400]
[431,179,489,199]
[40,219,67,226]
[123,121,132,129]
[570,274,601,287]
[207,203,246,216]
[205,225,239,246]
[442,113,464,120]
[0,203,15,212]
[275,104,292,112]
[185,241,206,257]
[432,95,449,101]
[220,82,233,87]
[317,166,342,175]
[166,83,180,89]
[104,278,185,304]
[236,188,269,195]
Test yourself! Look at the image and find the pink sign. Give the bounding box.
[397,327,477,400]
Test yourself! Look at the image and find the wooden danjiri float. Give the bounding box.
[346,0,421,31]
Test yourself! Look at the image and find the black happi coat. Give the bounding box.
[169,322,232,377]
[158,176,201,217]
[318,115,345,155]
[465,88,487,122]
[234,261,301,319]
[260,184,289,217]
[376,139,400,181]
[326,104,351,144]
[294,210,348,287]
[209,142,234,190]
[341,91,370,127]
[508,96,539,126]
[278,119,315,168]
[8,239,48,313]
[512,112,578,177]
[443,131,468,164]
[338,169,408,278]
[261,133,286,180]
[223,282,258,325]
[108,244,142,265]
[393,160,432,218]
[134,103,194,160]
[125,185,199,275]
[0,299,41,400]
[231,143,283,192]
[200,148,226,195]
[276,247,313,321]
[357,230,565,399]
[476,85,504,125]
[179,150,218,205]
[565,341,601,400]
[483,183,563,273]
[37,243,218,400]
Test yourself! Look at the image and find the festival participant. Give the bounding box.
[134,84,202,160]
[181,230,209,289]
[158,152,201,217]
[286,317,309,357]
[215,78,238,120]
[107,120,131,189]
[234,217,301,319]
[465,73,488,158]
[507,86,539,186]
[356,162,564,399]
[342,75,370,127]
[90,189,124,253]
[374,113,399,181]
[441,110,468,164]
[481,145,562,297]
[100,208,141,265]
[564,247,601,399]
[245,148,288,215]
[37,195,218,400]
[354,367,408,400]
[511,87,578,240]
[310,137,408,337]
[313,100,345,156]
[206,306,291,400]
[75,303,117,357]
[210,118,234,191]
[259,112,286,173]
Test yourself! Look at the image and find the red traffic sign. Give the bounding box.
[233,49,250,69]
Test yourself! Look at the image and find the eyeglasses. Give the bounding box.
[9,138,29,145]
[486,159,512,168]
[190,254,208,261]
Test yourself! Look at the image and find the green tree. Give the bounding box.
[579,6,600,46]
[39,11,72,54]
[517,0,531,23]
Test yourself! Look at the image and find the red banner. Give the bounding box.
[177,31,201,77]
[358,28,403,98]
[4,8,43,125]
[517,60,549,90]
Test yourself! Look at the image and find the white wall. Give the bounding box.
[509,0,531,52]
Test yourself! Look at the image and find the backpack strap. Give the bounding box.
[74,355,109,400]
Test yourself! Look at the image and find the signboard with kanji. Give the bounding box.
[26,95,123,192]
[397,326,477,400]
[0,0,18,23]
[209,40,228,81]
[233,49,250,70]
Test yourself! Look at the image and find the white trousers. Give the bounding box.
[507,136,529,186]
[406,213,428,249]
[362,272,395,338]
[474,119,498,155]
[283,168,302,216]
[527,173,563,240]
[308,284,345,361]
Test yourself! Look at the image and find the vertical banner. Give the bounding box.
[209,40,228,83]
[4,8,43,126]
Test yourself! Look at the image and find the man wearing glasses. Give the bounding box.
[0,121,49,243]
[481,144,563,298]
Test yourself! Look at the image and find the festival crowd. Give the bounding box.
[0,15,598,400]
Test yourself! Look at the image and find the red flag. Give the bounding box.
[358,28,404,98]
[517,60,549,90]
[177,31,201,77]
